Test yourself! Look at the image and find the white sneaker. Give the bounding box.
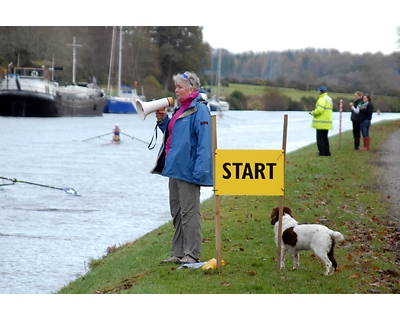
[179,255,199,264]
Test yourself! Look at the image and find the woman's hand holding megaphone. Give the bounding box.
[156,108,166,122]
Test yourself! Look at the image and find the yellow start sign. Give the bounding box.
[214,149,285,196]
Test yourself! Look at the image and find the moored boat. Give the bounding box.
[0,66,105,117]
[207,49,229,112]
[1,66,60,117]
[208,97,230,112]
[57,79,106,116]
[0,38,106,117]
[104,84,141,114]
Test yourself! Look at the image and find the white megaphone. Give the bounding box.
[136,97,174,120]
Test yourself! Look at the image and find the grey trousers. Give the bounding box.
[168,178,202,260]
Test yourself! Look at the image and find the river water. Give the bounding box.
[1,110,399,294]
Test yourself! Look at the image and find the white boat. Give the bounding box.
[208,97,230,111]
[0,37,106,117]
[207,49,229,112]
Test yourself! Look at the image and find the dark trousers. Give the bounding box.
[352,120,361,149]
[316,129,330,156]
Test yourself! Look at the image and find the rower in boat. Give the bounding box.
[112,123,121,142]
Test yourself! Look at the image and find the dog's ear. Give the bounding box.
[283,206,294,217]
[270,206,294,225]
[270,207,279,225]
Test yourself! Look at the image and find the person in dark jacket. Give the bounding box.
[153,71,213,264]
[349,91,363,150]
[359,93,374,150]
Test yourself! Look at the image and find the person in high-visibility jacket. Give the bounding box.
[310,86,333,156]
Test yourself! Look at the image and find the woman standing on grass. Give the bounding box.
[349,91,363,150]
[359,93,374,150]
[152,71,213,264]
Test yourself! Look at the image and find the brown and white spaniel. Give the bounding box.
[270,206,344,275]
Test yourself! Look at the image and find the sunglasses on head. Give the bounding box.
[182,72,194,87]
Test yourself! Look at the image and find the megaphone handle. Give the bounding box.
[148,124,158,150]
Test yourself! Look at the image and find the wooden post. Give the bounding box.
[277,114,288,272]
[211,115,222,271]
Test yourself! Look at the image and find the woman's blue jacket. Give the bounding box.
[151,92,214,187]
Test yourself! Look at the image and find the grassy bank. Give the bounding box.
[212,83,355,102]
[58,120,400,294]
[211,83,399,112]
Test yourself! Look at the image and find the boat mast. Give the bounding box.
[210,49,213,98]
[107,27,116,96]
[118,26,122,96]
[67,37,82,84]
[52,55,55,82]
[217,48,221,100]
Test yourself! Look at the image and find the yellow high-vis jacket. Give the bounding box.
[311,92,333,130]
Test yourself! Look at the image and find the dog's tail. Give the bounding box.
[331,231,344,242]
[328,232,344,271]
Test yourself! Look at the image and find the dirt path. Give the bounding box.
[376,129,400,254]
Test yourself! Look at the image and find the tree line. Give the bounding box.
[1,26,399,104]
[214,47,400,97]
[0,26,210,99]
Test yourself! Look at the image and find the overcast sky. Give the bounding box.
[202,24,398,55]
[199,1,398,55]
[11,1,399,55]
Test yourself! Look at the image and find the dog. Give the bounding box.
[270,206,344,275]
